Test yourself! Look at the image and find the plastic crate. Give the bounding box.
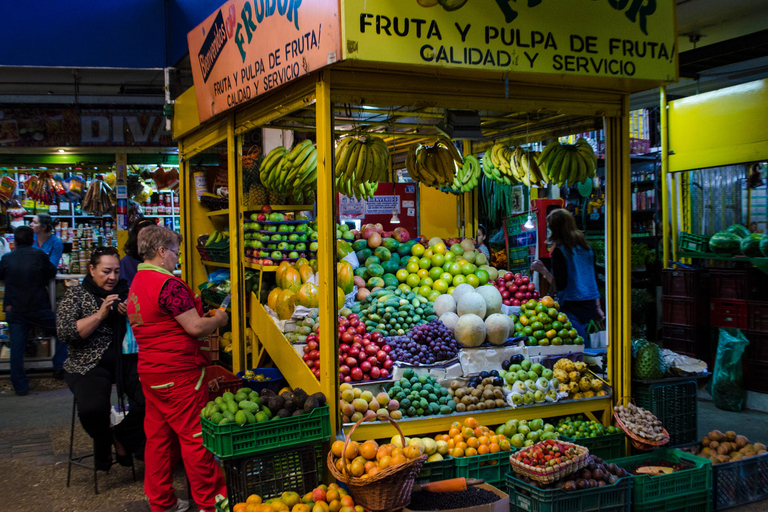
[453,449,515,488]
[223,443,322,504]
[708,270,749,300]
[206,365,243,402]
[414,455,455,484]
[742,361,768,393]
[747,303,768,335]
[201,405,331,460]
[661,324,711,363]
[711,449,768,510]
[237,368,286,394]
[633,380,698,446]
[709,299,748,330]
[505,472,632,512]
[678,232,711,256]
[608,448,712,512]
[207,243,231,263]
[560,432,626,460]
[197,244,211,262]
[743,330,768,363]
[662,268,709,298]
[662,297,708,327]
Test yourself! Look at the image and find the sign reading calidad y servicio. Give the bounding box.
[188,0,341,122]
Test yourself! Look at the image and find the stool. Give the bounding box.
[66,397,137,494]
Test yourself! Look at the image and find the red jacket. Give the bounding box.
[127,265,210,374]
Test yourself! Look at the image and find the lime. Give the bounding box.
[452,274,466,286]
[465,274,480,287]
[406,262,420,274]
[406,274,421,288]
[476,269,490,285]
[419,257,432,269]
[396,269,409,282]
[431,253,445,267]
[411,244,425,257]
[433,279,450,293]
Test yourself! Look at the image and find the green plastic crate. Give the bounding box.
[633,380,698,446]
[505,472,632,512]
[710,449,768,510]
[560,432,626,461]
[415,456,455,484]
[201,406,331,460]
[453,449,515,488]
[608,448,712,512]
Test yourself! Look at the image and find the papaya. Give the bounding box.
[276,261,294,289]
[382,274,399,288]
[337,239,354,260]
[373,246,392,262]
[337,286,346,310]
[352,239,368,252]
[337,260,355,294]
[354,266,368,279]
[295,257,310,268]
[276,289,296,320]
[298,264,314,284]
[382,238,400,252]
[367,276,385,289]
[381,259,399,275]
[365,256,381,267]
[283,267,302,294]
[297,282,319,308]
[367,263,385,278]
[267,287,282,311]
[356,248,372,262]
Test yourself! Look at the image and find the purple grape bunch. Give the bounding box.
[385,320,460,366]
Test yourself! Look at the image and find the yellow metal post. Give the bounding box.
[315,71,338,438]
[661,86,670,268]
[226,115,245,375]
[605,97,632,408]
[670,172,679,263]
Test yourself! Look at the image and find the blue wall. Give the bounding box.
[0,0,222,68]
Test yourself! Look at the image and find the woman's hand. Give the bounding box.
[530,259,548,275]
[117,301,127,316]
[98,294,121,320]
[213,309,229,328]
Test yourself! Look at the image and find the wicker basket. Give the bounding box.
[509,441,590,484]
[613,396,670,451]
[327,414,427,512]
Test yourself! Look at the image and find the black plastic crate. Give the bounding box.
[743,361,768,393]
[661,324,711,362]
[223,444,322,504]
[662,298,709,327]
[633,380,698,446]
[709,269,749,300]
[663,268,709,298]
[711,449,768,510]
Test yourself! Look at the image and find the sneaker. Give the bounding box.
[163,499,190,512]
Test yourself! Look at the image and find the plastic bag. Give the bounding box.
[711,328,749,412]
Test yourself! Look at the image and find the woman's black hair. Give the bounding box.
[123,218,155,259]
[36,212,55,233]
[89,246,120,268]
[477,225,487,236]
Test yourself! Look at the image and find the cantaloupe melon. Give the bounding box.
[460,239,475,252]
[462,251,477,264]
[480,265,498,282]
[485,313,511,345]
[475,253,489,266]
[454,314,486,347]
[452,283,476,306]
[456,292,487,318]
[434,294,457,317]
[439,312,459,331]
[475,285,502,316]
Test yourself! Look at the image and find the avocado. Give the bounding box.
[276,409,291,418]
[293,388,309,409]
[303,396,320,413]
[292,410,305,416]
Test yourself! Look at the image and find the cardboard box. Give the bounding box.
[404,483,509,512]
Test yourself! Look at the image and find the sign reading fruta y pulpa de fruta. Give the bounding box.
[188,0,340,122]
[342,0,677,82]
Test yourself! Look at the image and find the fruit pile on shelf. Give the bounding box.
[244,207,316,265]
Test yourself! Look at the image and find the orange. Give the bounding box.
[247,495,263,505]
[478,436,489,446]
[368,466,381,477]
[465,447,478,457]
[463,417,479,429]
[462,427,475,438]
[500,440,512,451]
[473,427,485,438]
[541,296,555,308]
[448,427,461,438]
[477,445,490,455]
[498,434,507,441]
[451,447,465,457]
[378,455,393,469]
[360,440,379,460]
[344,441,359,461]
[331,440,345,458]
[390,447,404,459]
[467,437,479,448]
[350,460,365,477]
[457,441,468,452]
[450,421,462,428]
[489,443,501,453]
[446,439,455,449]
[437,434,450,442]
[233,504,248,512]
[376,446,392,461]
[364,461,377,472]
[452,434,465,446]
[391,453,407,466]
[490,435,500,444]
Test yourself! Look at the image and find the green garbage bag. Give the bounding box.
[711,328,750,412]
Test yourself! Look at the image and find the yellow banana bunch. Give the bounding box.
[406,136,462,188]
[334,135,390,200]
[537,138,597,187]
[441,155,481,194]
[259,139,318,202]
[482,143,546,186]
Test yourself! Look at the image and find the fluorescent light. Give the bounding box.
[390,211,401,224]
[524,215,535,229]
[57,149,65,153]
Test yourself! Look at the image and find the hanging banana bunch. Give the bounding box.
[406,136,462,188]
[440,155,481,194]
[536,137,597,187]
[334,135,390,200]
[259,139,318,202]
[482,143,546,187]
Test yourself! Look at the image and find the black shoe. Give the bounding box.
[15,390,29,396]
[115,452,133,467]
[95,458,113,472]
[52,370,65,380]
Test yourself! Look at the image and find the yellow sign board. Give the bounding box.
[342,0,677,83]
[188,0,341,122]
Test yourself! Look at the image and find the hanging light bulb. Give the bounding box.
[390,211,401,224]
[524,215,535,230]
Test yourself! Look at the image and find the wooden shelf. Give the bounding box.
[202,261,230,268]
[206,209,230,217]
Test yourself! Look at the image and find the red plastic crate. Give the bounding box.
[661,324,711,362]
[743,361,768,393]
[710,299,748,330]
[747,302,768,333]
[743,330,768,363]
[662,269,709,298]
[662,297,709,326]
[709,269,749,300]
[206,365,243,401]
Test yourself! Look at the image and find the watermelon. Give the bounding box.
[367,263,385,278]
[760,236,768,257]
[373,246,391,261]
[381,259,399,274]
[709,231,742,253]
[352,239,368,252]
[364,256,381,267]
[741,233,764,257]
[356,248,372,262]
[382,238,400,252]
[382,274,399,288]
[726,224,750,239]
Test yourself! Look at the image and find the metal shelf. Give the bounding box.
[243,205,314,214]
[202,261,230,268]
[244,262,278,271]
[206,209,230,217]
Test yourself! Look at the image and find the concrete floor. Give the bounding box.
[1,375,767,511]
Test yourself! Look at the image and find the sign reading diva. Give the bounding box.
[188,0,340,123]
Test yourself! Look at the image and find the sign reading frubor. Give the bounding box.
[188,0,341,122]
[341,0,677,82]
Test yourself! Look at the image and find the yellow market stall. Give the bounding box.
[174,0,678,444]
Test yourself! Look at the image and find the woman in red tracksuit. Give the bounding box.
[127,225,229,512]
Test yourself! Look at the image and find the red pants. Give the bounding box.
[141,369,226,512]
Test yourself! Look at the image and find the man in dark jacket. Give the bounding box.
[0,225,57,395]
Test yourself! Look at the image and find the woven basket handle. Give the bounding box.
[615,396,637,408]
[340,414,408,481]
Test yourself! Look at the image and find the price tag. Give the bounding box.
[590,213,600,220]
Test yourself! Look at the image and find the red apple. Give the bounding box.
[382,344,392,353]
[353,334,364,345]
[515,291,525,300]
[505,272,515,281]
[524,291,532,299]
[348,347,360,359]
[364,344,377,356]
[496,277,506,287]
[532,291,540,299]
[512,299,521,306]
[257,213,266,221]
[501,290,511,299]
[366,356,377,366]
[309,350,320,360]
[305,359,314,368]
[371,332,382,342]
[345,357,358,368]
[348,313,358,321]
[339,317,349,327]
[360,361,372,373]
[362,374,371,381]
[376,350,388,363]
[261,205,272,214]
[527,282,536,291]
[313,368,321,379]
[503,299,513,306]
[383,359,394,369]
[510,284,519,293]
[350,367,363,381]
[356,324,366,334]
[341,332,353,344]
[344,375,351,383]
[521,276,530,284]
[370,366,381,380]
[338,343,349,353]
[380,368,389,379]
[339,364,350,375]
